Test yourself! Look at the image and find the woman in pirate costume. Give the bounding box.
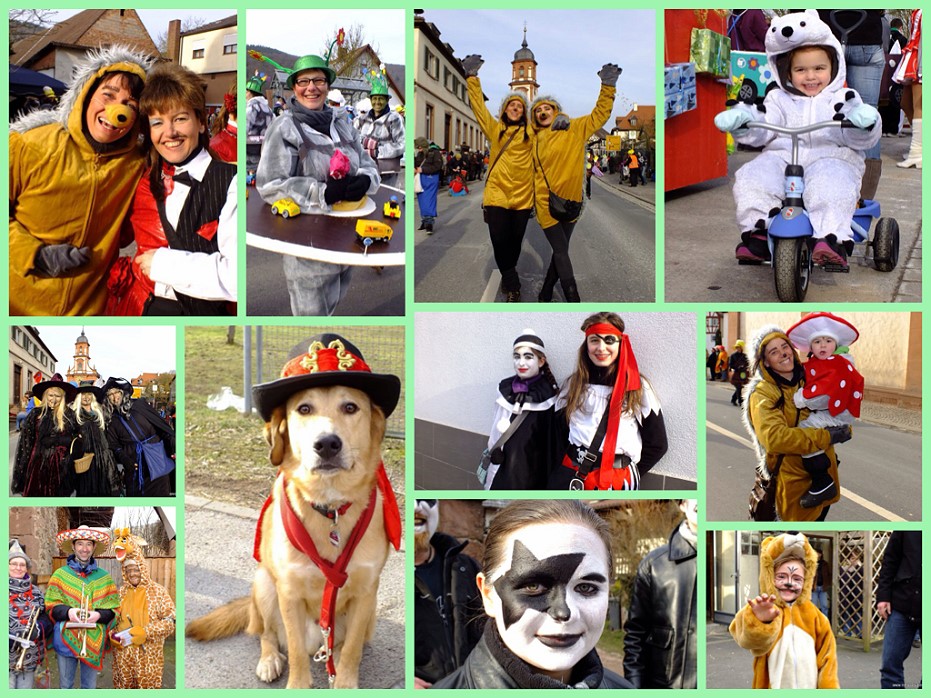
[45,526,119,689]
[108,62,237,316]
[549,312,667,491]
[11,374,79,497]
[483,330,560,490]
[70,383,122,497]
[9,540,53,689]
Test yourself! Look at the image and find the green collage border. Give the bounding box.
[3,2,928,693]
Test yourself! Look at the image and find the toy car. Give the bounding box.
[382,195,401,219]
[355,218,394,243]
[270,198,300,219]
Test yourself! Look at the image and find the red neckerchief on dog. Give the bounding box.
[252,463,401,684]
[584,323,641,489]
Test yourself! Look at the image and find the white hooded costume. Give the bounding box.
[731,10,881,242]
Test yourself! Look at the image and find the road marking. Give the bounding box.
[707,420,906,522]
[482,271,501,302]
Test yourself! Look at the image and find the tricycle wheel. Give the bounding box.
[773,237,810,302]
[872,217,899,272]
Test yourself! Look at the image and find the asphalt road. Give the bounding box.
[665,138,922,302]
[414,177,656,302]
[705,381,922,522]
[246,249,405,317]
[183,496,405,689]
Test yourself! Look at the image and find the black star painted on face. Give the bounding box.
[494,540,585,628]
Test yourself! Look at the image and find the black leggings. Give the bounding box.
[543,220,578,284]
[484,206,532,290]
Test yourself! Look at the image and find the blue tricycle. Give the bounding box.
[744,120,900,302]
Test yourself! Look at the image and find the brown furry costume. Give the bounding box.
[729,533,839,688]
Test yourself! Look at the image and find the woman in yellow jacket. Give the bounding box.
[9,45,151,316]
[462,55,534,302]
[531,63,620,302]
[741,325,851,521]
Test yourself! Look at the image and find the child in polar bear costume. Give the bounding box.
[729,532,839,689]
[715,9,882,269]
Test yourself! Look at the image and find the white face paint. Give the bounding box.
[680,499,698,532]
[482,522,610,675]
[513,347,543,380]
[413,499,439,539]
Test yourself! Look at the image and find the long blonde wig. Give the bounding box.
[40,387,68,432]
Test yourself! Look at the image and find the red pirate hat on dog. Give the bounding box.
[251,333,401,422]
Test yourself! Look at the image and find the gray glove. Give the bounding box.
[551,113,571,131]
[460,54,484,78]
[34,244,91,277]
[826,425,852,445]
[598,63,622,87]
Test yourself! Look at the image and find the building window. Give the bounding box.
[192,48,205,59]
[425,103,434,140]
[223,33,236,55]
[424,47,439,79]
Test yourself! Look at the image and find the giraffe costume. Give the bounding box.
[111,528,176,689]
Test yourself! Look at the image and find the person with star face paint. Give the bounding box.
[414,500,484,688]
[623,499,698,688]
[729,532,839,689]
[432,500,633,689]
[482,330,561,490]
[550,312,668,491]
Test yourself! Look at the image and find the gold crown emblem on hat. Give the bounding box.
[300,339,356,373]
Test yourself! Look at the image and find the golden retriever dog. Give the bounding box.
[187,384,392,689]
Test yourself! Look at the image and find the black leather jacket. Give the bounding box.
[432,621,633,689]
[622,523,697,688]
[877,531,921,625]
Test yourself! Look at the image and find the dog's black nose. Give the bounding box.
[314,433,343,459]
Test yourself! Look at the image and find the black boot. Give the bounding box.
[425,223,433,235]
[418,221,426,230]
[538,262,559,302]
[561,278,581,302]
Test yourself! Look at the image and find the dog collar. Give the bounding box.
[311,501,352,523]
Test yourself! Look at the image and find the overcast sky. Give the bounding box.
[247,9,405,64]
[47,9,235,42]
[421,10,656,123]
[26,326,176,381]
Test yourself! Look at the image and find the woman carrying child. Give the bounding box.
[743,324,851,521]
[482,330,560,490]
[108,63,237,316]
[715,10,881,269]
[549,312,667,491]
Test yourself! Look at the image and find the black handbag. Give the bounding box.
[535,141,583,222]
[748,457,782,521]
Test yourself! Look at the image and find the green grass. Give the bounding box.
[184,327,405,511]
[598,624,625,656]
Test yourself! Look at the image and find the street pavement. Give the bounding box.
[246,247,404,316]
[666,136,922,302]
[183,495,405,689]
[706,621,922,689]
[414,175,656,302]
[705,380,922,522]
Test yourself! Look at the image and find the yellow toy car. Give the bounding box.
[270,197,300,219]
[382,195,401,219]
[355,218,394,242]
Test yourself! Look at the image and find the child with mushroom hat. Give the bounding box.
[786,312,864,509]
[483,329,561,490]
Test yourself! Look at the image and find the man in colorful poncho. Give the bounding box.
[45,526,119,689]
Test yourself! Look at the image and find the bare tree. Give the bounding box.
[154,15,209,56]
[323,23,381,78]
[9,9,57,51]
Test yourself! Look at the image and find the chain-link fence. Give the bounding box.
[835,530,890,648]
[243,325,404,438]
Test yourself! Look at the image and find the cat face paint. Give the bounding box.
[774,559,805,603]
[484,522,609,673]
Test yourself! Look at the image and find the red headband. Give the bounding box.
[585,323,622,337]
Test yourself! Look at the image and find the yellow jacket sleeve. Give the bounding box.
[466,76,498,142]
[729,604,783,657]
[9,132,43,275]
[749,384,832,460]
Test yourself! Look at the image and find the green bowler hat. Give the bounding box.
[287,55,336,89]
